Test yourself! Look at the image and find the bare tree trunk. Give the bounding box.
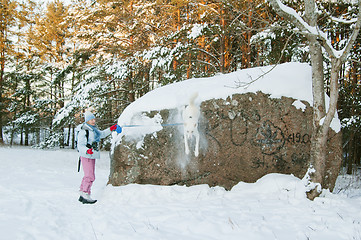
[0,48,4,144]
[219,7,226,73]
[67,124,71,146]
[304,0,327,198]
[71,125,75,149]
[20,127,23,145]
[308,57,342,198]
[307,37,327,198]
[36,128,40,145]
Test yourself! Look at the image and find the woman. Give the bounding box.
[77,111,118,204]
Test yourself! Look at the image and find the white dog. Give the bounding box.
[183,93,200,157]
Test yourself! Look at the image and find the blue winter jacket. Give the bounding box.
[76,123,111,159]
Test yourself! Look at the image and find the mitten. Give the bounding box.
[110,124,117,131]
[116,125,122,134]
[87,148,94,155]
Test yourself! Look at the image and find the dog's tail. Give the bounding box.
[189,92,198,106]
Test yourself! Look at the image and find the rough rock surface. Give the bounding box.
[108,92,342,190]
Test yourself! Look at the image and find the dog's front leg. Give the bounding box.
[184,132,190,155]
[194,131,200,157]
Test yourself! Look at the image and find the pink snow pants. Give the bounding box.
[79,157,96,194]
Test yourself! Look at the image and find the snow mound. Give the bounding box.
[102,174,309,205]
[231,173,308,200]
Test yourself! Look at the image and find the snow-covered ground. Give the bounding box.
[0,146,360,240]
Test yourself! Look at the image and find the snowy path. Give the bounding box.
[0,146,360,240]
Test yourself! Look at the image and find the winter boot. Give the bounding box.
[78,191,97,204]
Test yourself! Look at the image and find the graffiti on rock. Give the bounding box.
[229,109,261,147]
[206,104,311,168]
[254,120,285,155]
[287,133,311,144]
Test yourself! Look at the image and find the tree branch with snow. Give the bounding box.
[267,0,361,60]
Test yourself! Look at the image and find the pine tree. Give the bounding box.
[0,0,18,144]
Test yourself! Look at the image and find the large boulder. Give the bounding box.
[108,63,342,190]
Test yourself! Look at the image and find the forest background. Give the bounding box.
[0,0,360,173]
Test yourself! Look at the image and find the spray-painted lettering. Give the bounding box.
[287,133,310,144]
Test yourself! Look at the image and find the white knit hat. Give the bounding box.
[84,111,95,123]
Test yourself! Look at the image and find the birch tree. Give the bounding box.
[267,0,361,199]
